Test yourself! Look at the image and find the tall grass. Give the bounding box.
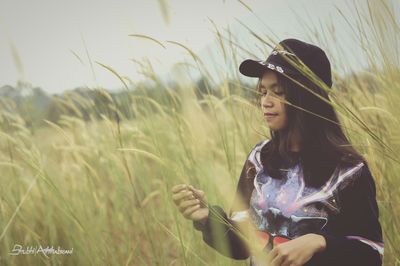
[0,0,399,265]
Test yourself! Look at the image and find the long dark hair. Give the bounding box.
[258,73,364,188]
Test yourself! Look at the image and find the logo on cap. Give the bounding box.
[271,50,296,57]
[260,61,284,73]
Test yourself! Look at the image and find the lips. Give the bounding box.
[264,112,278,117]
[264,112,278,121]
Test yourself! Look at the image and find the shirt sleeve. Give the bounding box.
[192,141,264,260]
[307,164,384,266]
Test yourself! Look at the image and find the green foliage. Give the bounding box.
[0,0,399,265]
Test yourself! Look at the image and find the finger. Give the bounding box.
[179,198,200,211]
[271,255,284,266]
[269,247,278,260]
[188,188,208,208]
[281,260,293,266]
[183,204,200,218]
[266,249,278,265]
[171,184,188,193]
[172,190,193,204]
[188,186,205,199]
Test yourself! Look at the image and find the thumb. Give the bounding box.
[189,186,206,199]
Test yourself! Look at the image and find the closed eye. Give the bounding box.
[259,91,284,97]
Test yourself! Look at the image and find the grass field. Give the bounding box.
[0,0,399,265]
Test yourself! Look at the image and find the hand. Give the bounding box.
[171,184,209,224]
[267,233,326,266]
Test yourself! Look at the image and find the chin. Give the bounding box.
[267,125,278,131]
[267,124,284,131]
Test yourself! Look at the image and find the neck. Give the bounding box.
[290,129,302,152]
[291,144,300,152]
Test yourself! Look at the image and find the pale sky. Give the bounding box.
[0,0,397,94]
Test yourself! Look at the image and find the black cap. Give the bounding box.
[239,39,332,87]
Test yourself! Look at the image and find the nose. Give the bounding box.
[261,92,274,109]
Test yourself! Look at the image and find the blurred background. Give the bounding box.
[0,0,399,265]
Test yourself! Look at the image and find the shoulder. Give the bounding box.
[250,139,270,154]
[339,161,378,199]
[247,139,270,164]
[356,163,377,194]
[238,139,270,176]
[335,162,382,232]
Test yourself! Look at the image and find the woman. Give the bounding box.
[171,39,384,266]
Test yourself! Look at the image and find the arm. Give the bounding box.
[193,142,264,260]
[193,204,250,259]
[307,164,384,266]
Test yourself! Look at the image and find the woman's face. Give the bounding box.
[259,71,288,131]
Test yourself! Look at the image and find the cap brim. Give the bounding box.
[239,59,268,78]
